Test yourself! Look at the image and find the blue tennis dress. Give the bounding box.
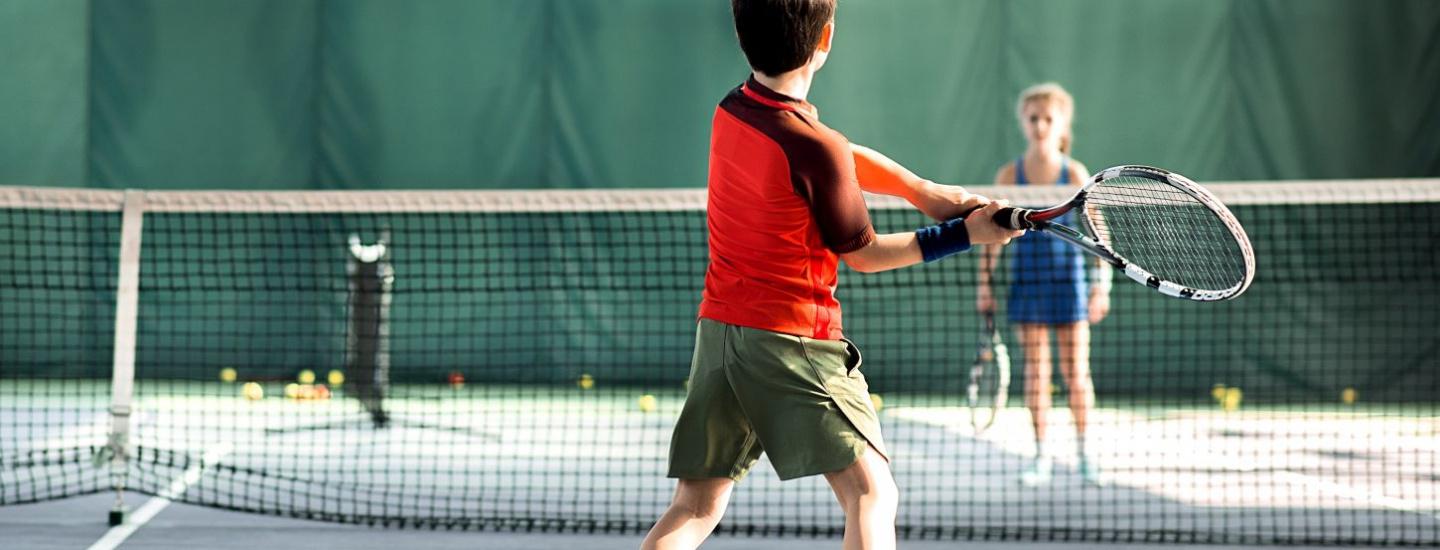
[1007,157,1088,324]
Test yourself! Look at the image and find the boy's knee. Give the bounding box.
[842,478,898,517]
[871,476,900,511]
[831,456,899,513]
[672,480,732,520]
[674,497,726,520]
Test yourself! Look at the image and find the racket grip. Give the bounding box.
[992,207,1035,231]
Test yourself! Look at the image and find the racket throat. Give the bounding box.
[1123,263,1194,298]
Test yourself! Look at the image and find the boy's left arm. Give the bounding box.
[852,143,985,221]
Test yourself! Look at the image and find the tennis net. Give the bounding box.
[1,180,1437,545]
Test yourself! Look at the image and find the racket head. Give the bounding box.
[1076,165,1256,301]
[968,312,1010,433]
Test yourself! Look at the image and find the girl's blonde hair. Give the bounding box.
[1016,82,1074,155]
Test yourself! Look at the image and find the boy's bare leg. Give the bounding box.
[824,446,898,550]
[640,477,734,550]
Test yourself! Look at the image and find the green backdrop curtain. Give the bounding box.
[2,0,1437,189]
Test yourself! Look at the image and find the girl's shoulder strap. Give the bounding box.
[1013,157,1027,185]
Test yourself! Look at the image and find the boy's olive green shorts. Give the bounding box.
[667,318,888,481]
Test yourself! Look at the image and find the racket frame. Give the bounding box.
[1002,165,1255,302]
[967,311,1010,433]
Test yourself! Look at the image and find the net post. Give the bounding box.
[105,189,146,526]
[346,232,393,427]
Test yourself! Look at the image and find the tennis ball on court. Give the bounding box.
[578,374,595,390]
[241,382,264,401]
[870,394,884,412]
[1050,383,1060,395]
[313,384,331,400]
[327,369,345,387]
[1211,384,1227,402]
[284,383,301,399]
[1341,387,1357,405]
[638,394,658,412]
[1221,387,1243,411]
[297,369,316,384]
[219,367,237,383]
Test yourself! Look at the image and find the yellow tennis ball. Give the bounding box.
[1341,387,1357,405]
[869,394,884,412]
[241,382,264,401]
[1050,383,1060,395]
[1222,387,1243,411]
[637,394,657,412]
[327,369,345,386]
[219,367,237,383]
[297,369,316,384]
[578,374,594,390]
[1211,384,1227,402]
[284,383,301,399]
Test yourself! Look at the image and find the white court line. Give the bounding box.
[1276,470,1440,522]
[1187,452,1440,520]
[891,406,1439,515]
[86,442,234,550]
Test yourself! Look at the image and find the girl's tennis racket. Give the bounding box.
[992,165,1255,301]
[967,311,1010,434]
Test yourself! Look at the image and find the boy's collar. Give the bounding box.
[743,76,817,117]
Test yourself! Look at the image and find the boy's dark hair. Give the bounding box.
[731,0,836,76]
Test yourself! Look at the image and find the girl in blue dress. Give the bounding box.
[977,83,1110,486]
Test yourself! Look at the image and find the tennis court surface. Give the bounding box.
[2,181,1437,547]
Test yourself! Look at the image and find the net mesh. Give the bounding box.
[2,181,1437,545]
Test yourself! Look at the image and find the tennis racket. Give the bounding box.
[992,165,1255,301]
[967,311,1010,434]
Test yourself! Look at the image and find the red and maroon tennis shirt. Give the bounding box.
[698,76,876,340]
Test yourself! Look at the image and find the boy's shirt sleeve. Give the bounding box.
[788,137,876,254]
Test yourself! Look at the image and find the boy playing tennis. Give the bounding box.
[642,1,1021,549]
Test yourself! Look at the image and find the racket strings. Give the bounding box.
[1085,177,1248,291]
[1097,183,1244,290]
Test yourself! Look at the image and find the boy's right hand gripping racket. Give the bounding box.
[992,165,1256,301]
[967,311,1010,434]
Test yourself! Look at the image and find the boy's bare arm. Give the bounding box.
[841,202,1022,273]
[852,143,986,220]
